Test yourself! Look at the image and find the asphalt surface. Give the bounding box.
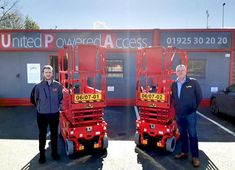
[0,106,235,170]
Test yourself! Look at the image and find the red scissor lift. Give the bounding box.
[135,46,188,152]
[58,45,108,156]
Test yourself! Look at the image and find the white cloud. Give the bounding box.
[93,21,109,29]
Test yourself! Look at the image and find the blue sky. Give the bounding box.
[18,0,234,29]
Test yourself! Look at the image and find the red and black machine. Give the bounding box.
[135,46,188,152]
[58,44,108,156]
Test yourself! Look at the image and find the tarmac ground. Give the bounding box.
[0,106,235,170]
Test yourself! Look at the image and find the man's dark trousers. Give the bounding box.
[37,112,59,155]
[176,112,199,158]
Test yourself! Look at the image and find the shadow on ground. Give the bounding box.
[21,139,107,170]
[135,144,219,170]
[0,106,38,139]
[104,106,136,140]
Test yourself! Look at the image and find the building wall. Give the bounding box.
[0,52,55,98]
[159,29,233,100]
[188,52,230,98]
[0,29,234,106]
[106,52,137,99]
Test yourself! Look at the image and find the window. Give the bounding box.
[49,56,59,81]
[106,59,124,78]
[188,59,206,79]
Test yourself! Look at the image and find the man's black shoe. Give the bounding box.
[51,153,60,160]
[38,155,46,164]
[174,152,189,159]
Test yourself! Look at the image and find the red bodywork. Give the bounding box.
[58,45,108,155]
[135,46,188,151]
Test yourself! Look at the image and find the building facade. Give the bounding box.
[0,29,234,106]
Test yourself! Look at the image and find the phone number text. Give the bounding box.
[165,36,228,46]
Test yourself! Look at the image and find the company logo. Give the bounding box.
[0,33,55,49]
[0,32,149,49]
[52,88,58,92]
[0,33,12,48]
[56,33,148,49]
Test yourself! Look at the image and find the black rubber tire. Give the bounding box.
[134,133,141,146]
[65,139,74,156]
[210,98,219,114]
[166,136,176,152]
[102,135,108,149]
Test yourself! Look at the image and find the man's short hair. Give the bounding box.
[176,64,186,72]
[42,65,53,73]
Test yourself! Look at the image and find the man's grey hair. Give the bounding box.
[176,64,186,71]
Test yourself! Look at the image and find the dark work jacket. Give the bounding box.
[35,80,63,114]
[171,77,202,117]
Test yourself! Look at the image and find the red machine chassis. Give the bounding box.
[135,46,188,152]
[57,45,108,156]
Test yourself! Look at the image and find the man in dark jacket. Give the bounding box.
[171,64,202,167]
[34,65,63,164]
